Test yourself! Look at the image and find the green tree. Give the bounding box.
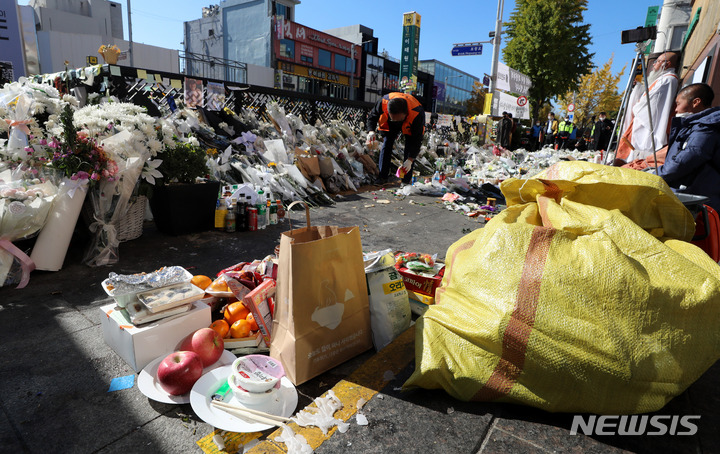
[557,55,625,127]
[465,81,486,116]
[503,0,594,122]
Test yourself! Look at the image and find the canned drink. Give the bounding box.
[248,207,258,231]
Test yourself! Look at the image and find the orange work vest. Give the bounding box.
[377,92,424,136]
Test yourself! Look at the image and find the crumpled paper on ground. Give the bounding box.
[291,390,349,435]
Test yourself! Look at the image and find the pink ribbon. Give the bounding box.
[0,239,36,289]
[4,119,32,135]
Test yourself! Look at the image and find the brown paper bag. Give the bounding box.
[271,202,372,385]
[296,156,321,182]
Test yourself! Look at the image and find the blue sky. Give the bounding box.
[20,0,663,86]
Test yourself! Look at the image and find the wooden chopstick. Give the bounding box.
[210,400,290,425]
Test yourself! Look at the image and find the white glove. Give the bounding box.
[401,159,413,171]
[365,131,376,146]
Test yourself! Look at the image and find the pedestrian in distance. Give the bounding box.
[366,92,426,185]
[593,111,614,152]
[544,112,558,147]
[556,117,570,150]
[531,120,543,151]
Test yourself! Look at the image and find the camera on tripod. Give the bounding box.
[621,26,657,44]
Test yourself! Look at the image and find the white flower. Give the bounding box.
[141,159,163,184]
[188,136,200,147]
[147,138,162,155]
[62,94,79,107]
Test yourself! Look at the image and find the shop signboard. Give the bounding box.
[495,62,531,96]
[400,12,421,93]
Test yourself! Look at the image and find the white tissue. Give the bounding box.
[274,425,313,454]
[292,390,349,434]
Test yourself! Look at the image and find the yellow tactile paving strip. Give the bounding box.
[197,325,416,453]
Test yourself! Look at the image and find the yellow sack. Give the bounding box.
[403,161,720,414]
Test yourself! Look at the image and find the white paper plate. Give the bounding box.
[190,365,298,432]
[137,350,236,404]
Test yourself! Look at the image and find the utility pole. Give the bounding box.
[127,0,134,67]
[489,0,505,94]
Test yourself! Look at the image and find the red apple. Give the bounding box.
[179,328,224,367]
[156,351,203,395]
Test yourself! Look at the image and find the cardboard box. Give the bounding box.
[223,331,263,349]
[397,263,445,297]
[101,300,211,372]
[409,299,430,316]
[407,289,435,316]
[406,288,435,306]
[243,279,276,346]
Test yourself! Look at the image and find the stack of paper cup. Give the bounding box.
[228,355,285,406]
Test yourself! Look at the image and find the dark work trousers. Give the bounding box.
[379,129,415,184]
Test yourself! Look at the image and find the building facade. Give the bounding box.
[653,0,692,54]
[418,60,478,115]
[678,0,720,102]
[273,18,359,98]
[184,0,300,86]
[12,0,179,76]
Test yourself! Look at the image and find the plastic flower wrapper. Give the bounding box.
[0,165,59,288]
[82,130,148,267]
[2,94,34,161]
[266,102,295,147]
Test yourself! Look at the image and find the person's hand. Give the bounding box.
[365,131,376,147]
[401,159,413,171]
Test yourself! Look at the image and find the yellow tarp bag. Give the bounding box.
[403,161,720,414]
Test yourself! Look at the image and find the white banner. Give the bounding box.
[437,114,453,127]
[496,62,531,96]
[491,91,530,120]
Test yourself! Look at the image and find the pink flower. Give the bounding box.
[48,138,60,148]
[39,138,47,146]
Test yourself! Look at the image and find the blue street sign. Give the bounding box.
[452,44,483,56]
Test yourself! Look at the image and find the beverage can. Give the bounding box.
[248,207,258,231]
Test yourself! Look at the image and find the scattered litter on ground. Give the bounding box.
[292,390,349,434]
[107,375,134,392]
[274,425,313,454]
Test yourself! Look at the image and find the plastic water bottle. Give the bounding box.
[433,171,441,183]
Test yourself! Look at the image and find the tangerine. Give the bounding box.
[224,301,250,325]
[210,319,230,338]
[230,319,252,338]
[209,279,229,292]
[246,312,259,331]
[191,275,213,291]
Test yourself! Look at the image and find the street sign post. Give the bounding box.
[451,43,483,56]
[517,95,528,107]
[568,103,575,112]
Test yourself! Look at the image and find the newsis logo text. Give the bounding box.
[571,415,700,436]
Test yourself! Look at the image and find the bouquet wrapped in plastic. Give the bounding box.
[0,165,58,287]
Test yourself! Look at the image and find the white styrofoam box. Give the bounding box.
[101,300,211,372]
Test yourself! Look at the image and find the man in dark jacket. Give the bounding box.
[658,83,720,211]
[366,92,425,184]
[592,111,614,151]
